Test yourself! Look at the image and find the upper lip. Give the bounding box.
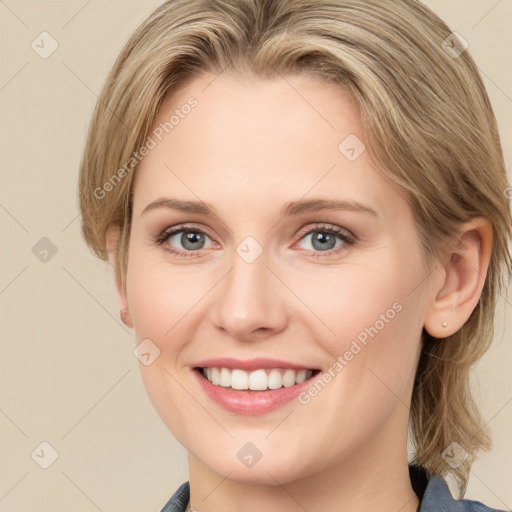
[193,357,318,372]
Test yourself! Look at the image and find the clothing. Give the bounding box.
[160,464,508,511]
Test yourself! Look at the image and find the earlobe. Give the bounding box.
[120,307,133,328]
[106,224,133,329]
[423,217,493,339]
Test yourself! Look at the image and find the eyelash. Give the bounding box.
[154,223,356,259]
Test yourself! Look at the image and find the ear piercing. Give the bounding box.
[442,322,448,328]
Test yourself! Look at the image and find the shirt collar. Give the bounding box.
[409,463,457,511]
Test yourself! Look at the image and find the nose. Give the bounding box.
[209,248,290,342]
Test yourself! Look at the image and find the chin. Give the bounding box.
[201,446,310,485]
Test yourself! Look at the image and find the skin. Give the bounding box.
[107,73,492,512]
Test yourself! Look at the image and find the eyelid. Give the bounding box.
[293,223,354,243]
[156,222,214,243]
[155,222,356,258]
[290,223,356,257]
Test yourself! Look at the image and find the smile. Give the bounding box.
[197,367,320,391]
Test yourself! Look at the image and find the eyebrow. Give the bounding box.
[141,197,379,218]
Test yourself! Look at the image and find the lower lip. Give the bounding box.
[193,368,319,415]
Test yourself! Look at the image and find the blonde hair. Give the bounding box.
[78,0,512,494]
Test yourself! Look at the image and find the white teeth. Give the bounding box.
[267,369,283,389]
[202,367,314,390]
[231,369,249,390]
[219,368,231,387]
[249,369,267,390]
[295,369,308,384]
[282,369,296,387]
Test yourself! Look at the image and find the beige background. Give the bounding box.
[0,1,511,511]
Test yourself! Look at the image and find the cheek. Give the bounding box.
[125,254,208,443]
[299,250,425,413]
[126,253,209,340]
[299,255,422,355]
[291,260,424,456]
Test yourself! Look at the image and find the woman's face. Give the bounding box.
[120,73,435,484]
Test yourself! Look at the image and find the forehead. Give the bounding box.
[132,72,407,220]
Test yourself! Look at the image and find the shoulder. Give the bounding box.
[160,481,190,512]
[419,473,509,512]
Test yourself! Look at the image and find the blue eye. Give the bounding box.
[157,225,215,257]
[295,225,355,257]
[156,223,355,258]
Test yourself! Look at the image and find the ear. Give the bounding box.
[424,217,493,339]
[106,224,133,329]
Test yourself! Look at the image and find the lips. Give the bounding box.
[193,368,320,415]
[191,357,321,415]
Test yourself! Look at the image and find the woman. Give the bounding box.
[78,1,511,510]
